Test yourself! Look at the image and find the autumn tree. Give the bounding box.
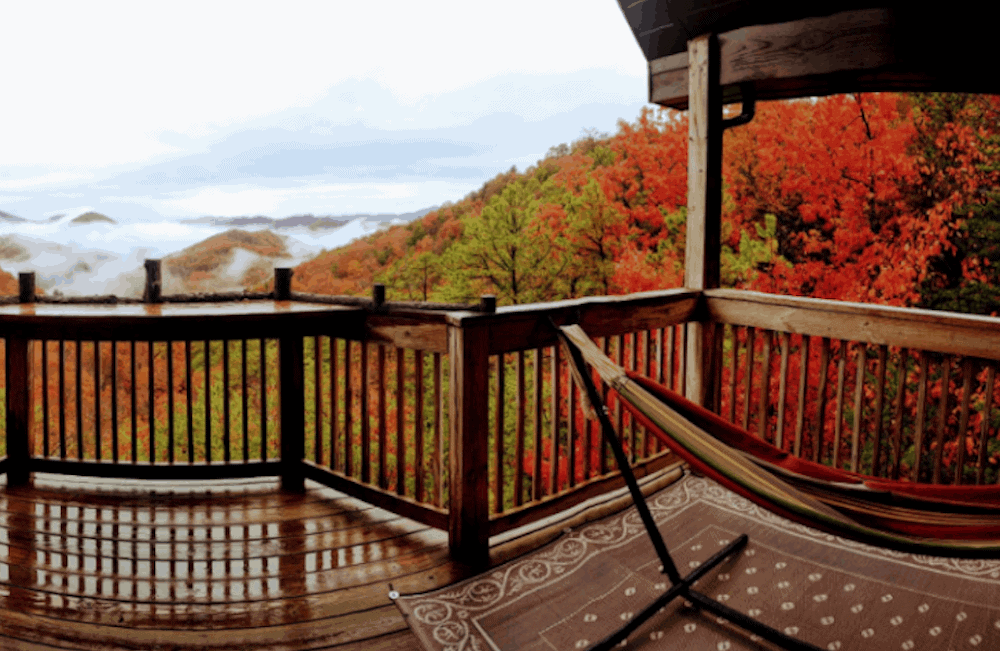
[444,177,568,304]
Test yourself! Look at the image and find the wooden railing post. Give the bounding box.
[6,335,30,484]
[18,272,35,304]
[684,32,723,408]
[143,259,162,303]
[448,315,491,568]
[8,274,33,484]
[275,268,293,300]
[279,331,305,491]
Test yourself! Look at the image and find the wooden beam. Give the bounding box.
[685,33,722,406]
[649,9,988,109]
[448,321,491,568]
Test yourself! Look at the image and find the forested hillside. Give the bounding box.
[292,93,1000,315]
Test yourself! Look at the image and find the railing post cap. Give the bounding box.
[479,295,496,313]
[372,283,386,308]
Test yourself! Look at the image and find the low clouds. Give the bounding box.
[1,69,645,221]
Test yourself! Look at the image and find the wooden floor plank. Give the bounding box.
[0,478,456,649]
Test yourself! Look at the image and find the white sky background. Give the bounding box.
[0,0,650,220]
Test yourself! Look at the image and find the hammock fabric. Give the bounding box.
[621,372,1000,541]
[558,324,1000,558]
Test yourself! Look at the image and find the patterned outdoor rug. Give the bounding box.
[395,472,1000,650]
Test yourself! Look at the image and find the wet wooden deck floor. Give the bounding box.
[0,474,466,650]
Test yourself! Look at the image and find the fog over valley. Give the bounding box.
[0,207,434,296]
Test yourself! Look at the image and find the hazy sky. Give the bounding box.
[0,0,650,221]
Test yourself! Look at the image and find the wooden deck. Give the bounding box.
[0,474,468,650]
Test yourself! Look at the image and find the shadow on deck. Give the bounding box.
[0,475,467,650]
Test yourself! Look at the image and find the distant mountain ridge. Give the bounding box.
[181,206,438,230]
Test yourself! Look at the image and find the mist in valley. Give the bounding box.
[0,208,432,297]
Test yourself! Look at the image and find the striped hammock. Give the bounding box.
[558,324,1000,558]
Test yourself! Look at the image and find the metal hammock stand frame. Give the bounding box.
[556,324,823,651]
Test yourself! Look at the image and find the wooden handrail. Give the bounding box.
[705,289,1000,361]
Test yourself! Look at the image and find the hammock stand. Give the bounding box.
[555,323,825,651]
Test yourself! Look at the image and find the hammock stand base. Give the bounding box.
[558,325,823,651]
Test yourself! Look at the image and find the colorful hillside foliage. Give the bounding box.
[292,92,1000,316]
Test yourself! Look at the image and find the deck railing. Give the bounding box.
[705,289,1000,486]
[2,266,1000,567]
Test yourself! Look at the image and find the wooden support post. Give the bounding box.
[18,272,35,303]
[7,336,31,485]
[448,320,491,568]
[684,33,723,406]
[372,283,386,309]
[275,268,293,301]
[279,332,305,491]
[143,259,162,303]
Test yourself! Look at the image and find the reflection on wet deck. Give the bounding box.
[0,474,459,649]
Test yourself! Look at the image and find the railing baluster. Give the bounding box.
[977,364,996,485]
[204,339,211,464]
[187,341,194,464]
[515,350,526,504]
[415,349,424,502]
[148,341,155,463]
[76,340,83,460]
[912,353,929,482]
[314,336,321,465]
[168,341,175,464]
[850,343,865,473]
[871,345,887,476]
[757,330,772,442]
[665,327,675,390]
[395,346,404,494]
[131,340,137,463]
[434,351,443,507]
[742,327,755,431]
[493,354,503,514]
[43,340,49,457]
[642,330,653,456]
[361,341,370,484]
[60,340,66,460]
[655,327,665,385]
[344,340,352,477]
[600,338,609,475]
[891,348,908,480]
[615,336,624,459]
[933,355,952,484]
[112,341,118,463]
[728,326,739,424]
[532,348,543,499]
[329,337,338,471]
[260,339,267,464]
[242,339,248,463]
[56,339,66,461]
[833,340,847,469]
[679,323,688,397]
[95,342,101,462]
[794,335,809,458]
[377,344,387,490]
[568,361,577,488]
[627,333,637,462]
[814,337,830,464]
[776,332,789,450]
[954,357,974,485]
[551,344,561,493]
[223,339,230,464]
